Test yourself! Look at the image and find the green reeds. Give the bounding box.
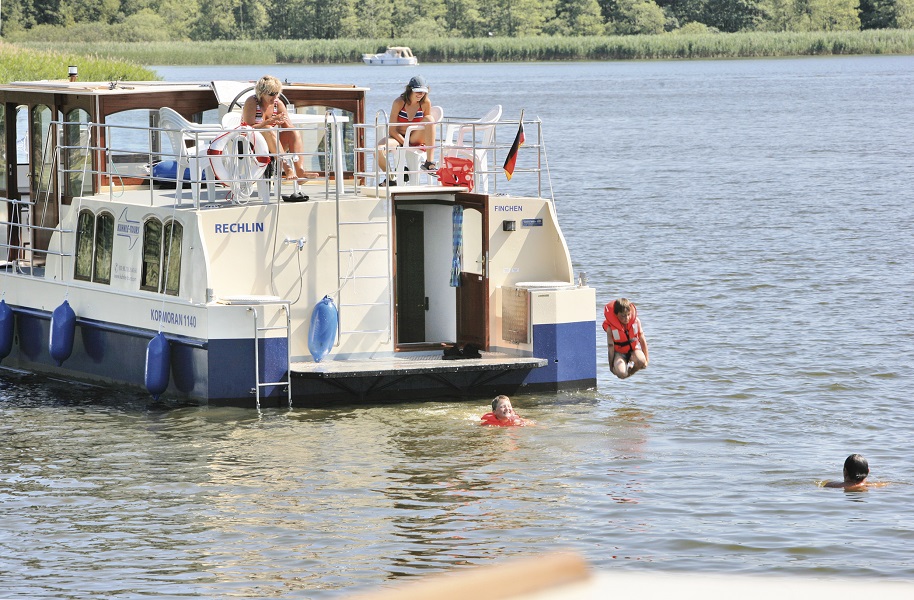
[16,30,914,66]
[0,43,156,83]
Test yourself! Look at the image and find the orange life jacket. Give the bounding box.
[480,412,527,427]
[602,302,641,354]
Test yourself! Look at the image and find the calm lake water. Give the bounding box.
[2,56,913,598]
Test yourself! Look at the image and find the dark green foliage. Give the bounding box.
[2,0,912,42]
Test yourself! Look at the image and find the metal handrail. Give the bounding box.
[351,115,544,198]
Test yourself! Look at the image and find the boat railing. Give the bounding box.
[353,112,544,198]
[51,116,343,209]
[0,132,73,274]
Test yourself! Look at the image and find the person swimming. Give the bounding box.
[480,395,529,427]
[823,454,886,490]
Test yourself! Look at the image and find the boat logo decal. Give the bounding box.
[117,207,141,250]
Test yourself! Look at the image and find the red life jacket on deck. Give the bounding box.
[602,302,641,354]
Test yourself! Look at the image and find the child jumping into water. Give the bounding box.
[603,298,649,379]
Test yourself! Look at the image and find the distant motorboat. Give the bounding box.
[362,46,418,66]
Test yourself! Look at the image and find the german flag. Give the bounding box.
[502,116,525,180]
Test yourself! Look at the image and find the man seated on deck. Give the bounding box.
[480,395,530,427]
[823,454,887,490]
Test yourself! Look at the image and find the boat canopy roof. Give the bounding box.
[386,47,414,57]
[0,79,369,123]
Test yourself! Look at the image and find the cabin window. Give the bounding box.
[294,106,356,172]
[31,105,53,192]
[141,218,182,295]
[74,210,95,281]
[74,209,114,284]
[64,109,92,197]
[93,212,113,284]
[162,220,182,296]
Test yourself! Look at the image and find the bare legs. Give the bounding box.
[279,129,319,179]
[611,349,648,379]
[376,119,436,174]
[262,128,319,180]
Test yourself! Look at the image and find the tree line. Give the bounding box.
[3,0,913,43]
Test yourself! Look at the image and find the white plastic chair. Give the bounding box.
[442,105,502,193]
[396,105,443,186]
[158,107,222,202]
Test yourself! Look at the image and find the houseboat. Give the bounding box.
[0,77,596,407]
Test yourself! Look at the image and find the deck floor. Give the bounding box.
[291,352,546,379]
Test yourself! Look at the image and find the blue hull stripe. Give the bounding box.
[6,310,288,403]
[524,320,597,385]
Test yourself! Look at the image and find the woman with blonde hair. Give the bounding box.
[242,75,317,180]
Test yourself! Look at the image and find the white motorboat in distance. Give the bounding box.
[362,46,418,66]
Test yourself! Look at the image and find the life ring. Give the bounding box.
[207,126,270,184]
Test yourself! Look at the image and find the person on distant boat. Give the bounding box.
[242,75,319,181]
[377,75,437,186]
[823,454,887,490]
[603,298,649,379]
[480,395,529,426]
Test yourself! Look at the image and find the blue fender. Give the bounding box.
[152,160,197,181]
[145,333,171,400]
[49,300,76,366]
[0,300,14,360]
[308,296,338,363]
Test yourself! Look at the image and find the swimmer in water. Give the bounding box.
[823,454,887,490]
[480,395,529,426]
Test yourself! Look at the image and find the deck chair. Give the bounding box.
[158,107,222,202]
[396,105,443,186]
[442,105,502,193]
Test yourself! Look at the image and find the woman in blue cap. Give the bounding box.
[377,75,437,185]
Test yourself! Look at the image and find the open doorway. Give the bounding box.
[394,195,488,350]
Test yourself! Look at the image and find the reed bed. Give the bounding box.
[0,43,156,83]
[16,30,914,66]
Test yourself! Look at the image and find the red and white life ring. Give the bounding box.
[206,125,270,184]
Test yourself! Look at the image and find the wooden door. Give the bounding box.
[456,194,488,348]
[395,209,426,343]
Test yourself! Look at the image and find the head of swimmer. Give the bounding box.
[491,395,515,421]
[843,453,869,483]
